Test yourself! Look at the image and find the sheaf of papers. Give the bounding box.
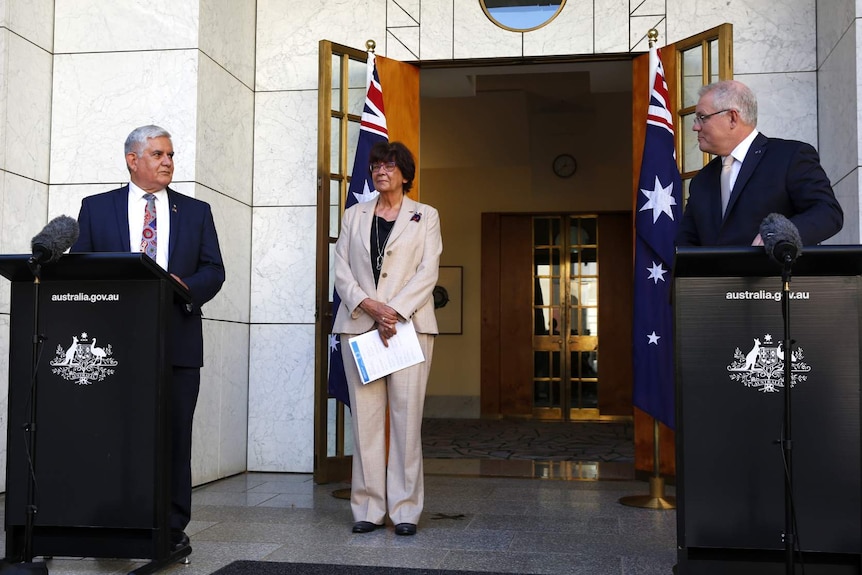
[348,319,425,384]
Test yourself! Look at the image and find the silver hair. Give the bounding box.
[698,80,758,126]
[124,125,172,156]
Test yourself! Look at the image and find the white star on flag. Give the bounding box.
[647,261,667,284]
[647,331,661,345]
[329,333,340,353]
[639,176,677,223]
[353,180,379,204]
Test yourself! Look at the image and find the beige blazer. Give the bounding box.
[333,195,441,335]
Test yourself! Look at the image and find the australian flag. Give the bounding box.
[327,53,389,409]
[632,45,682,429]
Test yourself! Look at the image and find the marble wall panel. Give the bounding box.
[594,0,629,53]
[50,50,199,185]
[195,184,251,324]
[196,55,254,206]
[3,32,52,183]
[2,171,48,255]
[523,1,593,57]
[195,319,250,484]
[54,0,198,54]
[253,90,319,207]
[419,0,454,60]
[737,72,818,147]
[667,0,815,75]
[4,0,53,51]
[0,31,6,173]
[827,171,860,244]
[200,0,256,88]
[250,206,317,324]
[816,0,854,69]
[256,0,386,92]
[453,0,522,59]
[247,323,315,472]
[817,23,857,188]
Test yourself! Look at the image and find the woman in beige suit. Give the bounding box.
[333,141,441,537]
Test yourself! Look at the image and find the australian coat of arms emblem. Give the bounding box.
[727,333,810,392]
[50,332,118,385]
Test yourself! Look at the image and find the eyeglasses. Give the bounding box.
[370,161,397,173]
[693,109,732,126]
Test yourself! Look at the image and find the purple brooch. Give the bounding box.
[411,212,422,222]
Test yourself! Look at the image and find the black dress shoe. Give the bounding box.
[352,521,383,533]
[170,530,190,551]
[394,523,416,536]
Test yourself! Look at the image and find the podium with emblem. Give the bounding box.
[674,246,862,574]
[0,253,190,572]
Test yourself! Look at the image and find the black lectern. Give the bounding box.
[0,253,190,573]
[674,246,862,574]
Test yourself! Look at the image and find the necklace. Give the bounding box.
[375,215,394,271]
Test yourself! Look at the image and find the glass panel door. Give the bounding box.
[314,40,369,484]
[532,215,599,421]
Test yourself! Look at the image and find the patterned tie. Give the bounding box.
[720,155,734,217]
[141,193,157,259]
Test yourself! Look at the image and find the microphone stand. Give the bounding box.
[1,258,50,574]
[779,253,796,575]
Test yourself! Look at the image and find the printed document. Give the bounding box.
[348,319,425,384]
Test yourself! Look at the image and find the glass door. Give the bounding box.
[532,215,599,420]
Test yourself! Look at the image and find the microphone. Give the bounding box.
[29,215,80,265]
[759,213,802,265]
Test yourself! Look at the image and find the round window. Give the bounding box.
[480,1,566,32]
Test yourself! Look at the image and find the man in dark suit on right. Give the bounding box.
[676,80,843,246]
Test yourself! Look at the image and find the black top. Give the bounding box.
[371,216,395,286]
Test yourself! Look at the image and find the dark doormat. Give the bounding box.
[209,561,519,575]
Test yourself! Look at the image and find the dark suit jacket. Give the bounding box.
[71,185,225,367]
[676,133,843,246]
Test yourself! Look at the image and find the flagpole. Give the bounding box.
[619,28,676,511]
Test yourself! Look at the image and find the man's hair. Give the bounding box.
[699,80,758,126]
[125,125,172,156]
[369,141,416,193]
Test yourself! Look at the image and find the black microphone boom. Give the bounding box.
[29,215,80,265]
[759,213,802,265]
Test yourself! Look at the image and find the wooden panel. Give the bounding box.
[597,212,633,415]
[376,55,421,198]
[480,213,502,416]
[499,215,533,416]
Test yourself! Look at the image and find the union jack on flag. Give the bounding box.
[327,53,389,408]
[632,45,682,429]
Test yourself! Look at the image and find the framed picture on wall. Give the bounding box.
[434,266,462,334]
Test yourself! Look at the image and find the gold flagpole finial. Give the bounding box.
[366,39,376,53]
[647,29,658,48]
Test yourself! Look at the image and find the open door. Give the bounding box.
[631,24,733,478]
[314,40,419,484]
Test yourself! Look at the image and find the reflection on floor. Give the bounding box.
[0,470,676,575]
[0,420,676,575]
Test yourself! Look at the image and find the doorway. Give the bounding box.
[480,212,633,421]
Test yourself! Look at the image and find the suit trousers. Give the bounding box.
[171,366,201,531]
[342,332,434,526]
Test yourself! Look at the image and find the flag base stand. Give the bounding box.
[331,488,350,500]
[618,475,676,509]
[618,418,676,509]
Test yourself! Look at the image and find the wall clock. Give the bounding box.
[552,154,577,178]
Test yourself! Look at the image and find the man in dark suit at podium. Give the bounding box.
[71,125,225,552]
[676,80,843,246]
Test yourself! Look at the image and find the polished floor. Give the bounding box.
[0,422,677,575]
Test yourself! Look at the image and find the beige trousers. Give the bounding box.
[342,332,434,525]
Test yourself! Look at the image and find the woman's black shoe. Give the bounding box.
[394,523,416,536]
[352,521,383,533]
